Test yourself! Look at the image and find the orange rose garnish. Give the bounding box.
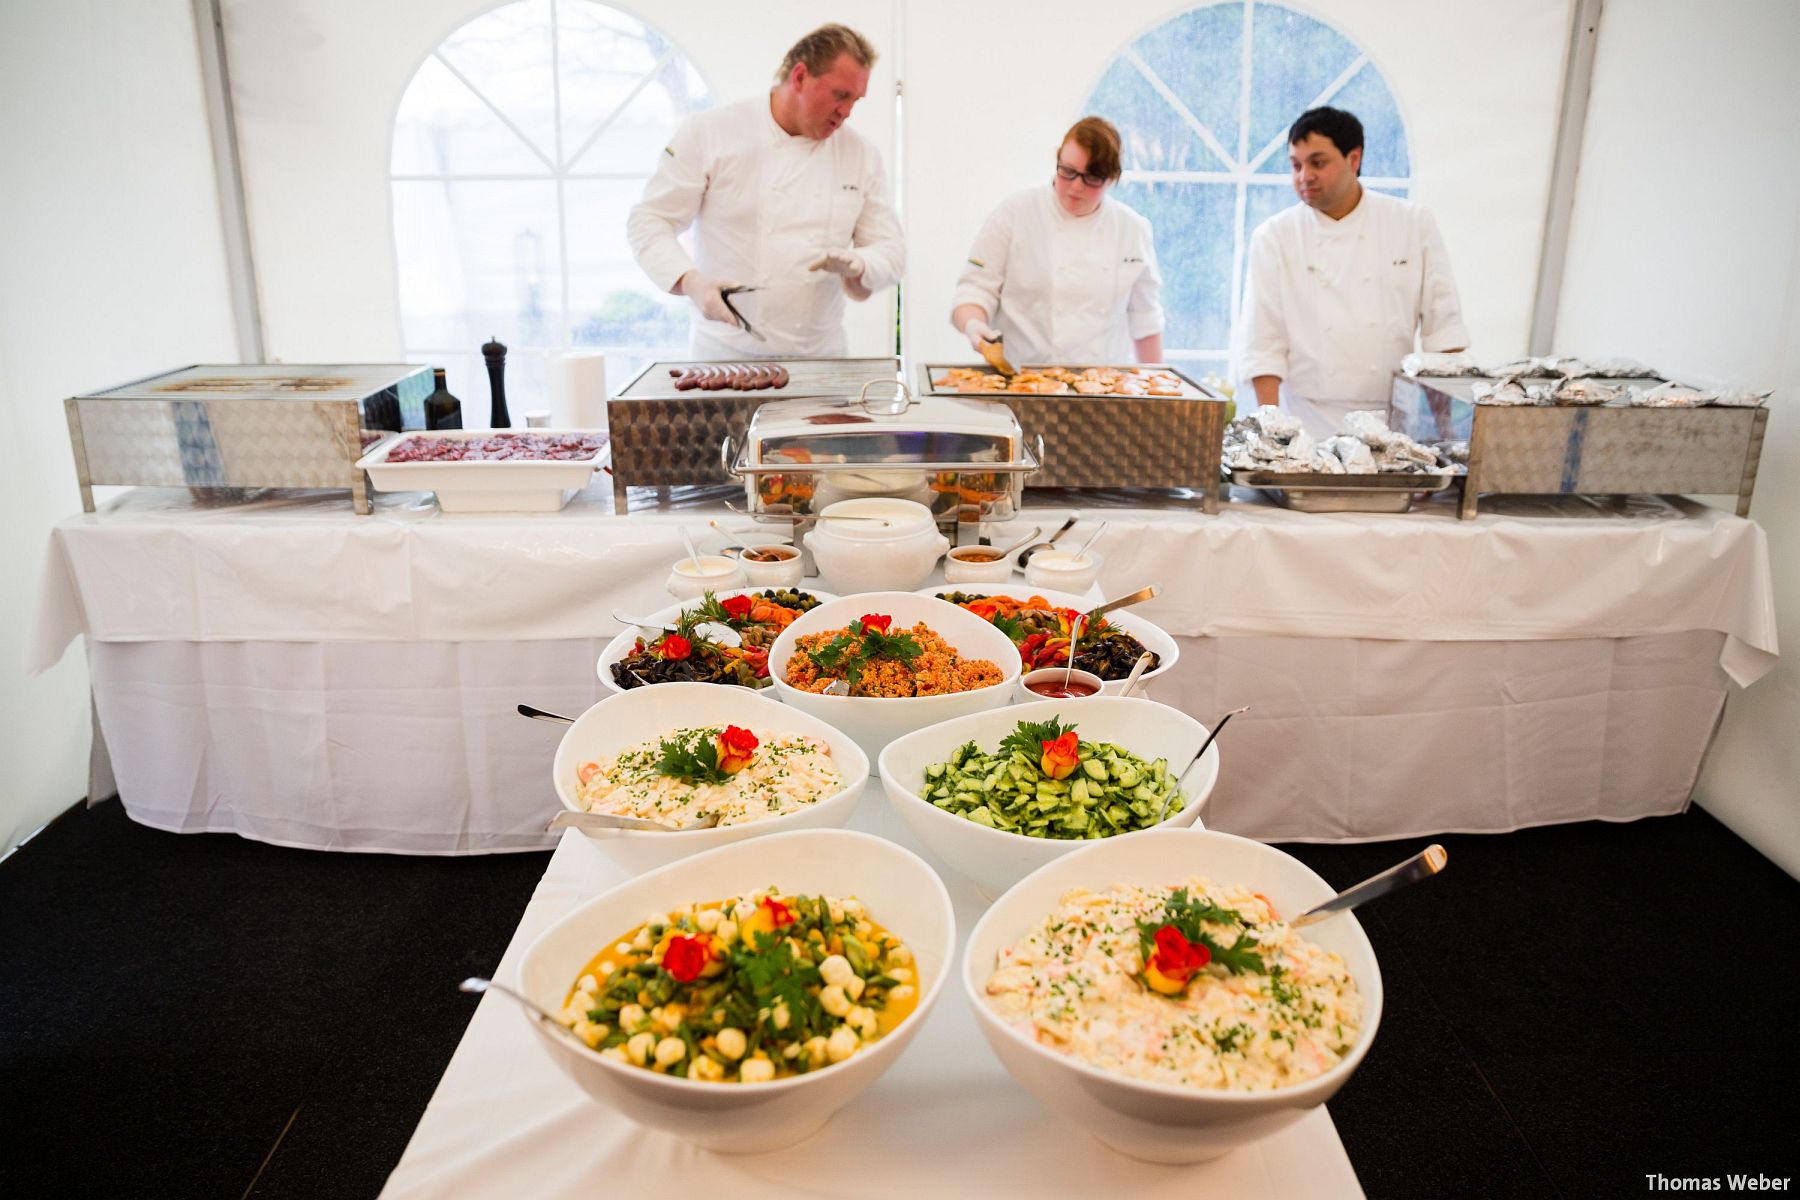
[1144,924,1211,995]
[1040,730,1080,780]
[716,725,759,774]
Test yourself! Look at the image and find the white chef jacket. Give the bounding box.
[626,96,905,360]
[950,186,1164,365]
[1234,189,1467,439]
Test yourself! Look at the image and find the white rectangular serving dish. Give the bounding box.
[356,429,608,513]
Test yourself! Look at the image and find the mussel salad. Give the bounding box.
[610,590,824,690]
[936,592,1160,679]
[559,891,920,1082]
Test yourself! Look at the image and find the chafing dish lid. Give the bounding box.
[737,395,1033,472]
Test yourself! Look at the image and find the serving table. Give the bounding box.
[27,484,1778,852]
[378,794,1364,1198]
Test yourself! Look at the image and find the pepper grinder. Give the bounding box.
[482,334,511,429]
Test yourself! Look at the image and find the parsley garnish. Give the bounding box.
[654,727,731,786]
[1137,886,1266,977]
[991,611,1027,641]
[999,715,1077,760]
[732,932,825,1038]
[804,625,923,691]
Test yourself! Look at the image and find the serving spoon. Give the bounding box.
[1116,651,1155,698]
[1161,705,1251,821]
[517,703,574,724]
[1084,584,1159,624]
[1016,512,1080,569]
[459,977,591,1051]
[707,518,754,554]
[1290,844,1448,928]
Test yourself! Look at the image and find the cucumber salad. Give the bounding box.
[920,717,1181,838]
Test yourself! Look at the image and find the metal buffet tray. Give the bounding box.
[608,357,899,510]
[915,361,1212,401]
[1388,373,1769,518]
[1230,468,1458,513]
[914,363,1228,512]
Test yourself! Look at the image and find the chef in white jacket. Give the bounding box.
[1234,106,1468,439]
[950,117,1165,365]
[627,24,904,360]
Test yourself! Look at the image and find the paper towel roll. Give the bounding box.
[550,351,608,430]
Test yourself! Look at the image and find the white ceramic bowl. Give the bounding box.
[667,555,747,601]
[552,682,868,874]
[1024,548,1103,594]
[877,696,1217,898]
[517,829,954,1152]
[598,587,840,693]
[942,544,1019,584]
[768,591,1021,764]
[735,544,805,588]
[961,829,1383,1163]
[914,583,1181,698]
[803,498,949,594]
[1015,666,1106,704]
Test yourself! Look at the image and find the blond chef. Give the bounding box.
[627,24,905,359]
[950,117,1165,366]
[1234,106,1468,438]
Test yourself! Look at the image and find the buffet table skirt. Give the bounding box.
[83,628,1726,853]
[379,797,1365,1199]
[30,487,1773,852]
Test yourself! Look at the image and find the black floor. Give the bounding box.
[1,800,1795,1198]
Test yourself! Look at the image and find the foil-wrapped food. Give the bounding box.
[1223,408,1460,475]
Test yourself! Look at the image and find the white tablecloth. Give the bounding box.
[27,486,1777,852]
[379,794,1365,1199]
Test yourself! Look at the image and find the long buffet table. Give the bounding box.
[26,483,1778,853]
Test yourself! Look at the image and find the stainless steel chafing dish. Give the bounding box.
[726,383,1039,544]
[65,363,432,514]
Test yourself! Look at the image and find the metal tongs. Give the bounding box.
[720,286,765,342]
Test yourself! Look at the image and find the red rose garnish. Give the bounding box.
[1151,924,1210,980]
[859,613,893,635]
[663,934,709,983]
[721,594,754,619]
[717,725,759,774]
[660,634,692,661]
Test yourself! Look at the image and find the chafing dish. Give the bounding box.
[64,364,432,514]
[726,385,1039,544]
[915,363,1228,512]
[608,357,899,511]
[1389,373,1769,518]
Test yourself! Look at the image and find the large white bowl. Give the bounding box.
[516,829,955,1152]
[767,591,1021,764]
[552,682,868,874]
[877,696,1218,897]
[913,583,1181,697]
[598,587,840,693]
[962,829,1383,1163]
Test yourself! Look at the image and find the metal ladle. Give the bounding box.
[459,977,591,1051]
[1016,512,1080,570]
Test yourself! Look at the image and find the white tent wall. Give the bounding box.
[1553,0,1800,878]
[898,0,1573,370]
[0,0,240,853]
[218,0,902,370]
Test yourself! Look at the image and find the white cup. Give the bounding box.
[1015,667,1107,704]
[666,555,747,600]
[943,545,1017,584]
[1024,549,1103,594]
[736,544,805,588]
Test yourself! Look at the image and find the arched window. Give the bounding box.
[391,0,712,415]
[1084,1,1410,378]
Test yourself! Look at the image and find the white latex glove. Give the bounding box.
[677,269,745,328]
[962,315,1000,354]
[807,250,866,282]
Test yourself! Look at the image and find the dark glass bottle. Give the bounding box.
[483,335,511,428]
[423,367,463,430]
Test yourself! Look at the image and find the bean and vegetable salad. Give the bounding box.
[921,716,1181,838]
[560,891,919,1082]
[935,592,1160,680]
[609,590,824,690]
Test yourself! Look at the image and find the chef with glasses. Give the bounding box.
[950,117,1165,367]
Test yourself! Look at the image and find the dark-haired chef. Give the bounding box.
[627,23,904,359]
[1234,106,1467,438]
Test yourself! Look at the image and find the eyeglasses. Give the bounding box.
[1054,163,1111,188]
